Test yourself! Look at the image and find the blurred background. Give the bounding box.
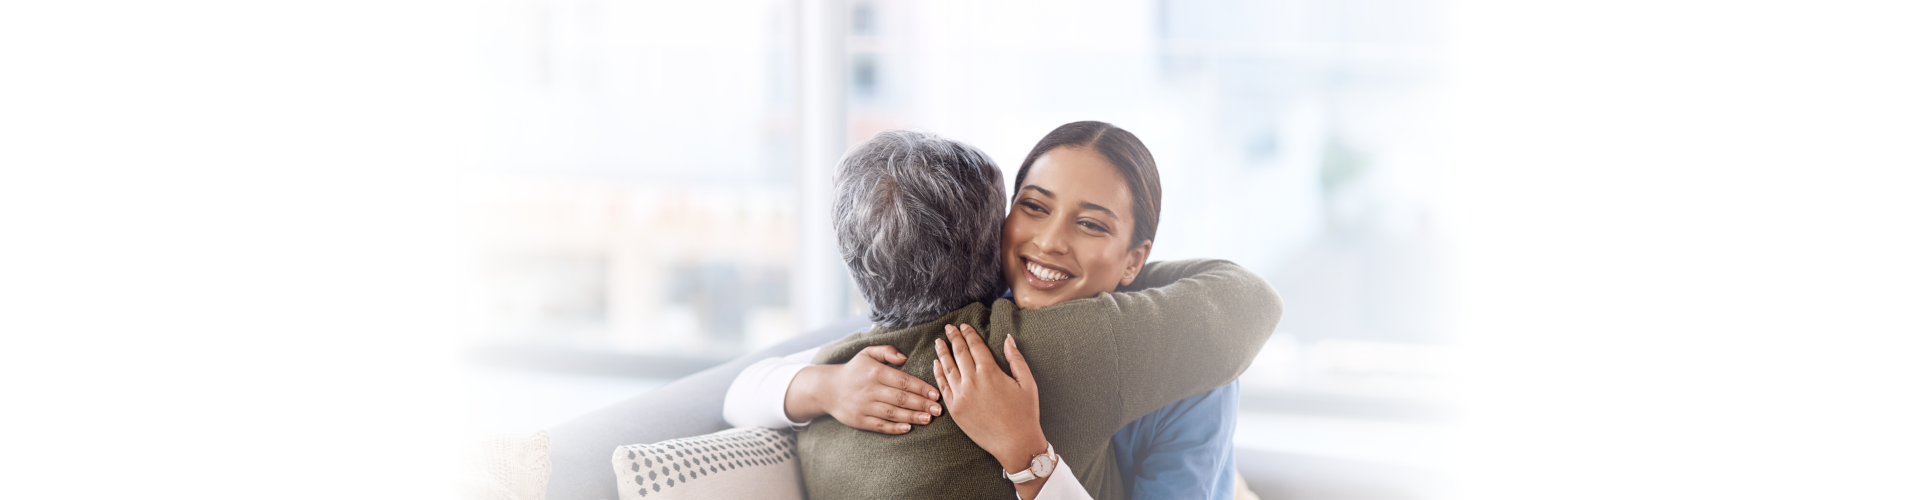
[458,0,1451,486]
[5,0,1917,499]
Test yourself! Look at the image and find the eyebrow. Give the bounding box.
[1078,201,1118,219]
[1020,185,1118,219]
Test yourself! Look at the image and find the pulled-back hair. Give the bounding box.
[833,131,1008,328]
[1012,121,1162,249]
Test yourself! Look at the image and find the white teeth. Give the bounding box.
[1027,261,1067,282]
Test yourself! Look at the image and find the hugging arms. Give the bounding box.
[723,123,1282,499]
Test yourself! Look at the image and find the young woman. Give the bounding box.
[726,122,1254,500]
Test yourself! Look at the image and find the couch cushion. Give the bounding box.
[612,427,803,500]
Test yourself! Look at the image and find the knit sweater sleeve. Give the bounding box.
[1101,259,1282,423]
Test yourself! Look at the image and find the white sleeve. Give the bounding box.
[1030,460,1093,500]
[721,347,822,429]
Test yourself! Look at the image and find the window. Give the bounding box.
[474,1,1453,440]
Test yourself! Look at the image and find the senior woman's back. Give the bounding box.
[799,261,1277,500]
[796,131,1280,499]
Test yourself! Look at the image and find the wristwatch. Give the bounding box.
[1001,443,1058,484]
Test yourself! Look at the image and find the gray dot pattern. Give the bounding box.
[613,427,798,498]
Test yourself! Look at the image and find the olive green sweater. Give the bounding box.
[797,259,1282,500]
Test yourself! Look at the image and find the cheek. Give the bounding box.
[1001,219,1031,251]
[1082,244,1131,278]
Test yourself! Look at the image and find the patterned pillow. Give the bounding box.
[611,427,803,500]
[463,430,552,500]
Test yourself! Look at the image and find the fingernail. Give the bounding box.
[918,414,930,423]
[929,390,939,399]
[930,403,942,415]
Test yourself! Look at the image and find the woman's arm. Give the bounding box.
[995,259,1278,428]
[1101,259,1281,422]
[931,321,1244,500]
[721,348,817,429]
[719,344,944,434]
[933,323,1095,500]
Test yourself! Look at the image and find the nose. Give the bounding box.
[1032,216,1071,255]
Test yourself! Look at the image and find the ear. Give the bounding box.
[1118,240,1152,287]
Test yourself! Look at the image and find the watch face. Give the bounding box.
[1030,453,1055,478]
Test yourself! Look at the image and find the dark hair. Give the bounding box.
[1012,121,1162,249]
[833,130,1008,327]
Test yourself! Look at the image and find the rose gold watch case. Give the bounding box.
[1029,449,1057,478]
[1003,444,1058,483]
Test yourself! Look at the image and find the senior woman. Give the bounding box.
[725,125,1280,499]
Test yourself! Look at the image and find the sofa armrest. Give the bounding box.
[543,317,869,500]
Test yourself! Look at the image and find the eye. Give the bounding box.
[1078,220,1111,234]
[1019,199,1048,214]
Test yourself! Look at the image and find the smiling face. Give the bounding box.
[1000,146,1153,309]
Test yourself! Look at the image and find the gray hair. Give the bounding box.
[833,130,1007,328]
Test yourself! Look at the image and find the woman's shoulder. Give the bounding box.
[1117,259,1258,293]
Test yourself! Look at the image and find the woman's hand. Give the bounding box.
[933,325,1051,480]
[784,345,943,434]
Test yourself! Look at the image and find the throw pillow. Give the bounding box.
[612,427,802,500]
[463,430,553,500]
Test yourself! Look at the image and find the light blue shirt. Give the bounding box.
[1110,380,1239,500]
